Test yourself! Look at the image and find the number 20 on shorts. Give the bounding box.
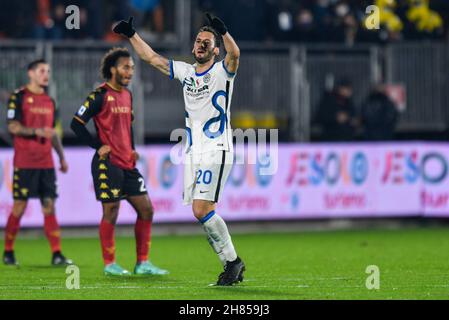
[196,170,212,185]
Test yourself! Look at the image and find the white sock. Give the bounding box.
[206,234,227,266]
[200,211,237,263]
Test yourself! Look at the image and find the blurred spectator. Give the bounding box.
[360,85,399,141]
[314,77,359,141]
[33,0,60,39]
[129,0,164,33]
[404,0,444,40]
[295,7,319,42]
[267,0,298,42]
[31,0,93,40]
[334,1,359,45]
[0,0,447,42]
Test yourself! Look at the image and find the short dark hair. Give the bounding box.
[197,26,221,48]
[100,47,131,80]
[27,59,47,70]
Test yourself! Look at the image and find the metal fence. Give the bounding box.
[0,41,448,144]
[386,42,449,131]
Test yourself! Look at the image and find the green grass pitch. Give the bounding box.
[1,227,449,299]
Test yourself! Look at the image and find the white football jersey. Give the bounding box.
[170,59,235,154]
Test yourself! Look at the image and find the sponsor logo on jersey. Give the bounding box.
[7,109,15,119]
[111,189,120,198]
[77,106,87,116]
[29,107,52,115]
[111,106,131,114]
[100,192,110,199]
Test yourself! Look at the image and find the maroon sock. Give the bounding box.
[99,220,115,265]
[135,218,152,263]
[4,214,21,251]
[44,215,62,253]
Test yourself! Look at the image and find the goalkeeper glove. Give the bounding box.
[205,13,227,35]
[113,17,136,38]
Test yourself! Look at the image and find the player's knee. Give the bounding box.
[138,204,154,221]
[12,201,27,217]
[192,201,213,220]
[102,202,120,224]
[41,198,55,215]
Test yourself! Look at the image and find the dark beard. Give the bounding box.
[116,73,129,87]
[193,50,215,64]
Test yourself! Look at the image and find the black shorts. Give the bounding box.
[12,168,58,200]
[91,154,147,202]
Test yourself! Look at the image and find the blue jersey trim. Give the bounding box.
[199,210,216,224]
[169,60,174,80]
[222,60,236,77]
[195,62,216,77]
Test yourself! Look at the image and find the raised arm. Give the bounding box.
[113,17,170,76]
[206,13,240,74]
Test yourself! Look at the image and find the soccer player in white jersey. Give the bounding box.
[113,13,245,286]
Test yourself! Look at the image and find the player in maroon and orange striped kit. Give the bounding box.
[71,48,168,276]
[3,59,72,266]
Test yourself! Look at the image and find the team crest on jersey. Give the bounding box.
[27,97,33,104]
[204,73,211,83]
[107,95,115,102]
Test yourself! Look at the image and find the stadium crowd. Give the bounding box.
[0,0,447,43]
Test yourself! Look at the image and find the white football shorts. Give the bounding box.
[183,151,233,205]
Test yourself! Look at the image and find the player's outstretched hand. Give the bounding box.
[113,17,136,38]
[98,145,111,159]
[205,13,227,35]
[60,159,68,173]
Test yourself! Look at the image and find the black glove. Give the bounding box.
[205,13,227,35]
[113,17,136,38]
